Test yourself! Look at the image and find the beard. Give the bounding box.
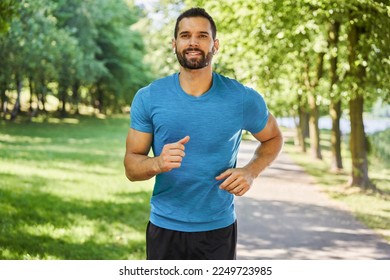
[176,48,214,69]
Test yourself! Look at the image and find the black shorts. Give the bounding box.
[146,221,237,260]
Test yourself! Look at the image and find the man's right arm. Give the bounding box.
[123,128,190,181]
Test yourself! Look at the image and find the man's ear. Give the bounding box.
[213,39,220,54]
[172,38,176,53]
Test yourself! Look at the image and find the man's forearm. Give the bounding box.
[244,134,283,178]
[124,154,160,182]
[124,136,189,182]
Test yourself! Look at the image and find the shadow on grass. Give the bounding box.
[0,173,150,260]
[0,132,124,166]
[0,230,145,260]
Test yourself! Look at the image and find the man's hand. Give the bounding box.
[215,114,283,196]
[216,168,255,196]
[156,136,190,173]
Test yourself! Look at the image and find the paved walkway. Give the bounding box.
[235,140,390,260]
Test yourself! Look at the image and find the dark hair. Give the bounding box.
[174,7,217,40]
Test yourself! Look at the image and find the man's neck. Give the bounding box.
[178,67,213,97]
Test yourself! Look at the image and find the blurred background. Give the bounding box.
[0,0,389,259]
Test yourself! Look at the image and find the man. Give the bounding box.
[124,7,283,260]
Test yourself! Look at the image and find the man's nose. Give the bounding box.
[189,36,199,46]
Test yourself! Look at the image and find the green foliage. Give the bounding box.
[0,116,152,259]
[0,0,152,118]
[369,129,390,166]
[91,0,152,111]
[133,1,182,78]
[0,0,19,33]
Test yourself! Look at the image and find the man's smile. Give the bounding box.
[184,49,203,57]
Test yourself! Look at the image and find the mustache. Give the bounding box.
[183,48,205,54]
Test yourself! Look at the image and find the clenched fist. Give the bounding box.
[156,136,190,173]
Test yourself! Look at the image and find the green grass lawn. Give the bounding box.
[0,115,153,260]
[281,128,390,243]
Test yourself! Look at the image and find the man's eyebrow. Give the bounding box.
[179,31,210,35]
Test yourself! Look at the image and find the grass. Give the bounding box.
[0,115,153,260]
[281,128,390,243]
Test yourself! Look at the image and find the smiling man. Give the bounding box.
[124,7,283,260]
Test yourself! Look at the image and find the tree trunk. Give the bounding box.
[39,77,47,112]
[308,91,322,159]
[349,96,370,188]
[72,81,80,115]
[28,76,34,113]
[59,83,67,118]
[10,75,22,121]
[296,95,307,152]
[330,100,343,171]
[96,83,104,114]
[347,17,372,189]
[0,81,7,118]
[328,20,343,171]
[305,53,324,160]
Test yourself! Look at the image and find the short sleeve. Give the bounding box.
[242,87,269,134]
[130,85,153,133]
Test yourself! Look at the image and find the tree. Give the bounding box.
[53,0,106,115]
[134,0,182,78]
[0,0,152,118]
[53,0,151,114]
[0,0,19,33]
[1,0,82,119]
[92,0,152,113]
[327,19,343,171]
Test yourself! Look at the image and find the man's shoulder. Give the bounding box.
[213,72,247,92]
[136,73,176,97]
[151,73,176,88]
[214,72,238,83]
[214,72,263,96]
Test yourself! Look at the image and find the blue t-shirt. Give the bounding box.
[130,72,269,232]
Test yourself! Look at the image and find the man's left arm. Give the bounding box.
[216,113,283,196]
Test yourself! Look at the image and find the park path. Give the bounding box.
[235,140,390,260]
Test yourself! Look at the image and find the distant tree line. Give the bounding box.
[0,0,152,118]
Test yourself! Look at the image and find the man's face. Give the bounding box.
[173,17,218,70]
